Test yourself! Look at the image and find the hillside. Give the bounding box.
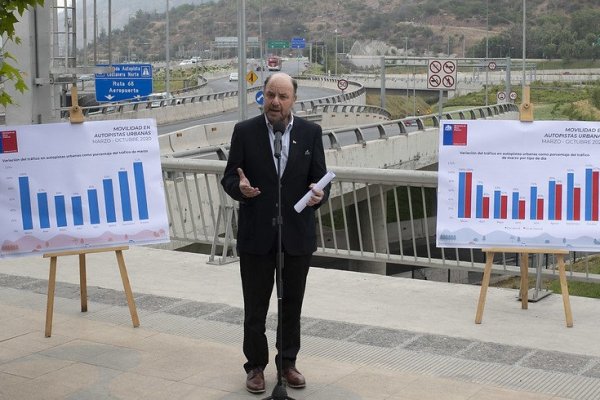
[87,0,600,63]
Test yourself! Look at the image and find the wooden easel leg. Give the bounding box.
[520,253,529,310]
[557,254,573,327]
[475,252,495,324]
[79,253,88,312]
[115,250,140,328]
[45,257,58,337]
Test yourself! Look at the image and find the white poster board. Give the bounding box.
[0,119,169,258]
[437,119,600,251]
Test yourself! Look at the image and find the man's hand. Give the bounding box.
[306,183,324,207]
[238,168,261,198]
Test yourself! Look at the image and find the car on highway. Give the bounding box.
[229,72,239,82]
[267,56,282,71]
[147,92,181,108]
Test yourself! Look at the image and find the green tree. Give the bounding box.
[0,0,45,106]
[591,87,600,110]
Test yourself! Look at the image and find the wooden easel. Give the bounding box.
[41,88,140,337]
[475,248,573,327]
[474,87,573,328]
[43,246,140,337]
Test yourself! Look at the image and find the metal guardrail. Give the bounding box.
[164,103,518,166]
[161,157,600,283]
[321,103,518,150]
[57,75,369,120]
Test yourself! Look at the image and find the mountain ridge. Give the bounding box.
[84,0,600,62]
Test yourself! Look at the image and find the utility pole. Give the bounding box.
[522,0,526,96]
[485,0,489,106]
[165,0,170,95]
[334,29,338,76]
[237,0,247,121]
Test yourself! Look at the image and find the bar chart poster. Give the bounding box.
[0,119,169,258]
[437,119,600,251]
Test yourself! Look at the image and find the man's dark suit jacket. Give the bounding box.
[221,114,330,256]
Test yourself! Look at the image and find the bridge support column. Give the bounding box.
[349,191,388,275]
[5,4,57,125]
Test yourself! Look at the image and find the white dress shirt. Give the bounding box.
[266,114,294,176]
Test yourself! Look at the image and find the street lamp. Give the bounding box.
[522,0,526,96]
[485,0,489,106]
[334,29,338,76]
[166,0,170,95]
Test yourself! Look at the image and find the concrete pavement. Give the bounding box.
[1,245,599,399]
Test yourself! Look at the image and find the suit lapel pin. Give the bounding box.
[293,140,297,144]
[304,150,311,156]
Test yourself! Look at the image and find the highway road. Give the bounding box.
[158,60,339,134]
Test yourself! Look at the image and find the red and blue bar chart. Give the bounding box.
[456,168,598,222]
[437,119,600,251]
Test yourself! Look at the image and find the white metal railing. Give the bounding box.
[161,157,600,283]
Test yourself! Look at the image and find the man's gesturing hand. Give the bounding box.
[238,168,261,198]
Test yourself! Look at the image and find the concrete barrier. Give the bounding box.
[203,122,236,146]
[168,126,210,153]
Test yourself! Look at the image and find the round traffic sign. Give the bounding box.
[429,60,442,74]
[255,90,264,105]
[442,60,456,74]
[509,91,518,100]
[442,75,455,88]
[497,91,506,101]
[488,61,497,71]
[337,79,349,91]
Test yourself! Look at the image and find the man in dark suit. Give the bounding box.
[221,72,330,394]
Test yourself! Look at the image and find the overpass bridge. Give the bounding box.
[52,76,377,126]
[158,103,550,283]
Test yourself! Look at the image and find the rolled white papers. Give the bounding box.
[294,171,336,213]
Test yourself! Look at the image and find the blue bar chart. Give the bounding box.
[1,118,168,258]
[17,161,149,230]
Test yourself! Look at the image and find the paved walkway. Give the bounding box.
[2,246,600,399]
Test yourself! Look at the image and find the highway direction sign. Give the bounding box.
[268,40,289,49]
[291,37,306,49]
[95,64,153,102]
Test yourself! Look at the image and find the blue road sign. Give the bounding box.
[290,37,306,49]
[255,90,264,106]
[95,64,153,102]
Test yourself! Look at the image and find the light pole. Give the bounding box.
[334,29,338,76]
[485,0,489,106]
[258,1,264,82]
[522,0,526,96]
[166,0,170,95]
[237,0,247,121]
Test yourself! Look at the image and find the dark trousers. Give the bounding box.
[240,252,311,373]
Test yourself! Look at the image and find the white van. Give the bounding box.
[147,92,181,108]
[148,92,169,108]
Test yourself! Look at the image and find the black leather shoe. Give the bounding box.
[283,366,306,389]
[246,367,266,394]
